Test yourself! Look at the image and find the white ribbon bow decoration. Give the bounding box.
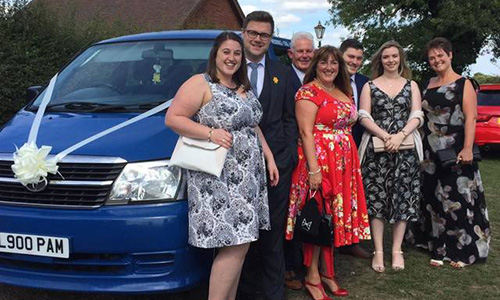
[11,143,59,186]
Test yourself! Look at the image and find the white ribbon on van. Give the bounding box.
[11,74,172,186]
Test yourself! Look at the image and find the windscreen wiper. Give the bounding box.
[90,100,169,112]
[45,102,114,111]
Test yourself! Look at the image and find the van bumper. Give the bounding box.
[0,201,212,293]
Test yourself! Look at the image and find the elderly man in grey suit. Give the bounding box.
[283,31,315,291]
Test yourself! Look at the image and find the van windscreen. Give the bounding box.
[30,40,213,112]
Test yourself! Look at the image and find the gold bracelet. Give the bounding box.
[208,129,213,142]
[308,168,321,175]
[401,129,409,137]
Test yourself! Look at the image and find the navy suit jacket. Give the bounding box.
[352,73,369,146]
[289,66,302,94]
[257,57,298,171]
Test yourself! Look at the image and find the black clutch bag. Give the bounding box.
[436,144,481,168]
[294,190,333,246]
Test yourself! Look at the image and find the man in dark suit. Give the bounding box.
[340,39,369,146]
[338,38,371,259]
[238,11,298,300]
[282,31,315,291]
[288,32,314,91]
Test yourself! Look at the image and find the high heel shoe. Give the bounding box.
[372,251,385,273]
[320,273,349,297]
[304,280,332,300]
[392,251,405,271]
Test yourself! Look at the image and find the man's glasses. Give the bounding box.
[244,30,272,41]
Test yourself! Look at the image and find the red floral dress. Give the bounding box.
[285,83,371,275]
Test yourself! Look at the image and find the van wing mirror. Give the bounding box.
[26,86,43,102]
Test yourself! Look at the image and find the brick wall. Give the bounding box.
[187,0,243,30]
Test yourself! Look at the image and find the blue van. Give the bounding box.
[0,30,290,292]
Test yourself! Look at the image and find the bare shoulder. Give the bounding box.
[427,76,438,88]
[410,80,420,90]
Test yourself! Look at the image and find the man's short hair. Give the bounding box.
[339,38,363,53]
[290,32,314,50]
[243,11,275,34]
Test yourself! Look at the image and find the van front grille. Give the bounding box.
[0,160,126,181]
[0,155,126,209]
[0,181,110,208]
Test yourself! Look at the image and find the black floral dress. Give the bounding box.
[362,81,421,223]
[186,74,270,249]
[406,77,490,265]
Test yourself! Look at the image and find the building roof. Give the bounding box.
[32,0,245,30]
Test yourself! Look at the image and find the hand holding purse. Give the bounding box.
[436,144,481,168]
[294,189,333,246]
[372,134,415,153]
[170,136,228,177]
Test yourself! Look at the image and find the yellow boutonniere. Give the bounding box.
[273,76,279,84]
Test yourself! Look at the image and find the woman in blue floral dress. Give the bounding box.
[406,37,490,268]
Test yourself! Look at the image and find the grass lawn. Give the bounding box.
[1,158,498,300]
[284,156,500,300]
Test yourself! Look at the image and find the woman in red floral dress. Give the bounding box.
[286,46,371,300]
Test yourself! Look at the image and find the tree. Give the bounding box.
[327,0,500,82]
[0,0,133,125]
[473,72,500,84]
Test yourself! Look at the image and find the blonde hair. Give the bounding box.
[370,40,411,80]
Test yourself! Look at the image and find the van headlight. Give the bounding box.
[106,160,183,204]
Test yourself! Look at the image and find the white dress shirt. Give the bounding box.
[351,74,359,107]
[246,56,266,97]
[292,64,305,84]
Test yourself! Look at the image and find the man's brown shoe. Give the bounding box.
[284,270,303,290]
[338,244,371,259]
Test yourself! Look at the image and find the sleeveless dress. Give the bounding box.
[361,81,421,223]
[406,77,490,265]
[286,83,371,276]
[186,74,270,249]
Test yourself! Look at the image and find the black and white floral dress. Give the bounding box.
[406,77,490,265]
[186,74,270,249]
[361,81,421,223]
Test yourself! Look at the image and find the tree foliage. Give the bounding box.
[0,0,133,125]
[473,72,500,84]
[327,0,500,82]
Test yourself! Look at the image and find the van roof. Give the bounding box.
[97,29,291,49]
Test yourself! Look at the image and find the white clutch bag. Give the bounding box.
[170,136,228,177]
[372,135,415,153]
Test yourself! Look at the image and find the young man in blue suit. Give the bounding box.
[238,11,298,300]
[339,39,372,259]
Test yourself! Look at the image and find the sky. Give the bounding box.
[238,0,500,76]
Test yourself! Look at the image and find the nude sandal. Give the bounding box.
[372,251,385,273]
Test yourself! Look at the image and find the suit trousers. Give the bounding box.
[239,162,294,300]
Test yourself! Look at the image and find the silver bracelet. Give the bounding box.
[308,168,321,175]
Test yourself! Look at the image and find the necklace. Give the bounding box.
[220,82,238,91]
[315,79,335,92]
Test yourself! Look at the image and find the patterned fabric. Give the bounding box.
[187,74,270,249]
[406,77,490,265]
[286,82,371,247]
[361,81,421,223]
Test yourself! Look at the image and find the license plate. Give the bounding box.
[0,232,69,258]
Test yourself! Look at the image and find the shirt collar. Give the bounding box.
[292,64,306,83]
[247,56,266,67]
